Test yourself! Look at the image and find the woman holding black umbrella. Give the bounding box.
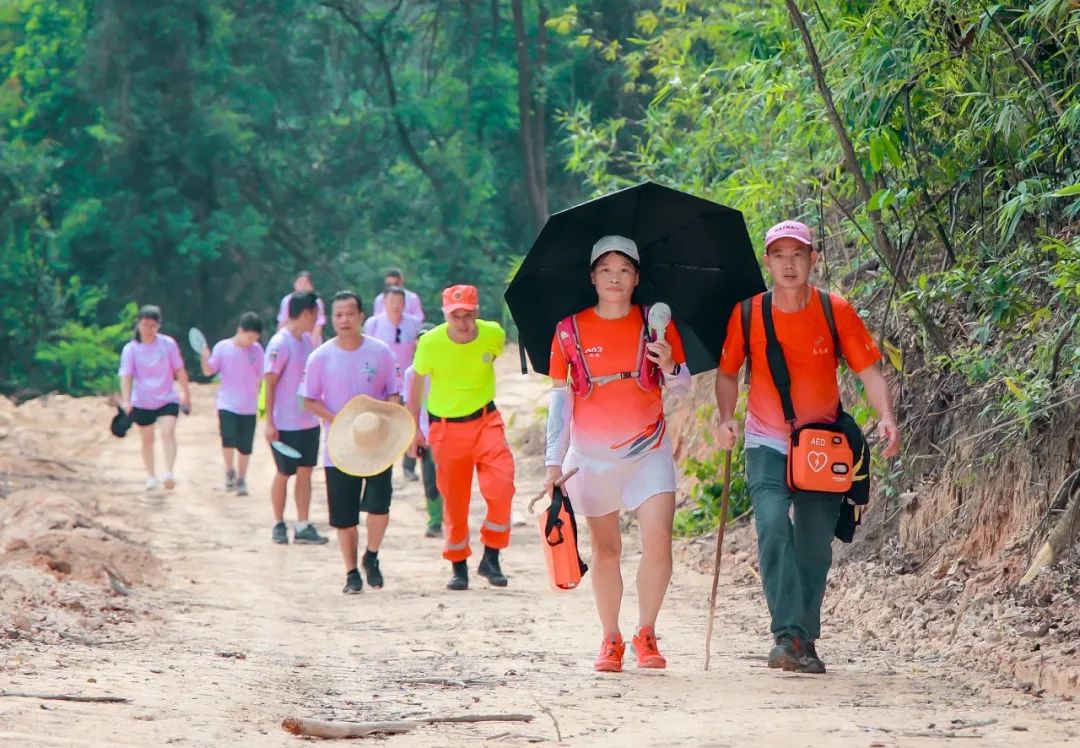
[544,235,691,673]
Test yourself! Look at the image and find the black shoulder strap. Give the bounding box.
[817,288,843,366]
[740,297,753,384]
[760,292,797,426]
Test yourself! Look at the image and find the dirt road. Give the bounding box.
[2,349,1078,746]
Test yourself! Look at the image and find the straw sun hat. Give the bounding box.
[327,396,416,477]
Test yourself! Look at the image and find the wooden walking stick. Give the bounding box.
[704,449,733,671]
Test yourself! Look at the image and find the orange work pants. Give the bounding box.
[428,410,516,562]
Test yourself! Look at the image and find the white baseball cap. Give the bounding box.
[590,235,640,266]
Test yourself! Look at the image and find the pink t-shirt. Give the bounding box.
[264,329,319,431]
[363,312,421,375]
[402,365,431,439]
[119,335,184,410]
[276,294,327,327]
[208,339,264,415]
[373,289,424,321]
[299,337,399,467]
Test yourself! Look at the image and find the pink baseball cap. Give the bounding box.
[764,220,813,251]
[442,284,479,314]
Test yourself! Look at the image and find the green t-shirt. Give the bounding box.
[412,320,505,418]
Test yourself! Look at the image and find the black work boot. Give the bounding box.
[767,633,803,672]
[477,546,508,587]
[797,640,826,674]
[446,560,469,591]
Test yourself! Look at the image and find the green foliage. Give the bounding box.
[674,403,751,537]
[34,302,138,396]
[0,0,645,395]
[675,442,751,538]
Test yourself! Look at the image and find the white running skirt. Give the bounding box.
[561,441,677,517]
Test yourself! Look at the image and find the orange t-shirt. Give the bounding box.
[549,307,686,460]
[719,290,881,445]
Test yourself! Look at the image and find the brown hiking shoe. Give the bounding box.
[767,634,803,671]
[797,640,826,674]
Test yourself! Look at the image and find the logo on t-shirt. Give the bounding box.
[481,353,493,363]
[812,335,831,357]
[584,345,603,358]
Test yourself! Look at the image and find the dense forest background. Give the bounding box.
[1,0,1077,450]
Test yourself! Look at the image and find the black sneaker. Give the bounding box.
[235,478,249,497]
[293,524,329,545]
[271,521,289,545]
[797,640,826,674]
[767,634,803,671]
[342,569,363,594]
[424,524,442,538]
[362,551,384,589]
[447,560,469,591]
[403,469,420,482]
[477,548,508,587]
[225,469,237,491]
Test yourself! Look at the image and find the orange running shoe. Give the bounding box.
[594,634,625,672]
[632,625,667,669]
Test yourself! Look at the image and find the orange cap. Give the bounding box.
[441,285,479,314]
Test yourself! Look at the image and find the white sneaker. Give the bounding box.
[145,477,160,491]
[163,473,176,490]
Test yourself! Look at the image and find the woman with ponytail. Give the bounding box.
[118,305,191,490]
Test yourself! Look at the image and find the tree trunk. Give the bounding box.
[785,0,950,353]
[511,0,548,231]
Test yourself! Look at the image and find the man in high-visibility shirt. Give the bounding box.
[408,285,515,591]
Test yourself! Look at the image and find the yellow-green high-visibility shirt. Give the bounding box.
[412,320,506,418]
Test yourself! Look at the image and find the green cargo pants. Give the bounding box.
[746,446,842,642]
[420,448,443,528]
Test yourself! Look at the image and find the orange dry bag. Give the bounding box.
[540,486,589,591]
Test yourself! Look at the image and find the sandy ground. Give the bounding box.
[2,348,1079,747]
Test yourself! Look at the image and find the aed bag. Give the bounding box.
[759,292,854,494]
[540,486,589,591]
[787,422,854,494]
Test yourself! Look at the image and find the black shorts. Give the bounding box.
[218,410,257,455]
[272,427,320,476]
[326,466,393,527]
[131,402,180,427]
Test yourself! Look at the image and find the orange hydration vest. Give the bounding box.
[554,305,661,399]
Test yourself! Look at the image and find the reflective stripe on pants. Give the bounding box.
[428,410,516,562]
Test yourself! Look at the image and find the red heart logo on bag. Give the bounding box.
[807,450,828,473]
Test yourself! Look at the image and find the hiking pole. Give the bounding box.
[704,449,733,671]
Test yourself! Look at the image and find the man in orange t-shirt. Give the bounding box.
[714,220,900,675]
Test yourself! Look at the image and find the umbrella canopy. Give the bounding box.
[505,182,765,375]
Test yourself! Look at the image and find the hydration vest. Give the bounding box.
[555,305,661,399]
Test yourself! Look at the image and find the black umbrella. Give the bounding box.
[505,182,765,376]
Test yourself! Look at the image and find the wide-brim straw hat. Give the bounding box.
[327,395,416,477]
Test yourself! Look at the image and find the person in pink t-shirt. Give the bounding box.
[364,286,422,482]
[118,305,191,491]
[276,271,327,344]
[302,291,401,594]
[372,268,425,321]
[200,311,264,496]
[264,291,328,546]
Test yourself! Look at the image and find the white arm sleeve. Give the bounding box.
[545,386,573,467]
[663,364,691,394]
